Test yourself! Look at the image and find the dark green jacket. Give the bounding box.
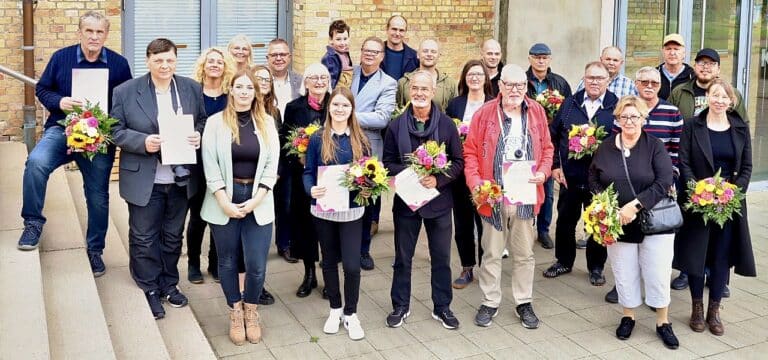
[668,79,748,122]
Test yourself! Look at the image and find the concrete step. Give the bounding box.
[65,171,172,360]
[39,167,116,359]
[108,183,217,359]
[0,142,49,360]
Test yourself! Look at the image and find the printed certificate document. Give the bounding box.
[72,69,108,109]
[316,164,350,212]
[502,160,536,205]
[393,167,440,211]
[158,113,196,165]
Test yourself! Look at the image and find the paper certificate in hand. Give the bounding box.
[393,167,440,211]
[158,113,196,165]
[72,69,109,109]
[317,164,350,212]
[502,160,537,205]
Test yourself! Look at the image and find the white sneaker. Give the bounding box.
[344,313,365,340]
[323,308,343,334]
[502,248,510,259]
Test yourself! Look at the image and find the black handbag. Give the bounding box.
[619,137,683,234]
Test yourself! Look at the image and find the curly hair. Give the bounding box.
[192,47,236,95]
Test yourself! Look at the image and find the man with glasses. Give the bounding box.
[351,36,397,270]
[465,64,553,329]
[656,34,694,100]
[544,62,617,288]
[381,15,419,80]
[481,39,504,97]
[396,39,457,110]
[525,43,572,250]
[577,46,638,98]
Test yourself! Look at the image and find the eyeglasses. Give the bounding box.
[637,80,661,88]
[267,52,290,58]
[618,115,643,123]
[361,48,383,56]
[307,75,329,83]
[696,60,718,68]
[466,72,485,79]
[410,86,432,94]
[585,76,607,84]
[256,76,272,83]
[500,80,526,90]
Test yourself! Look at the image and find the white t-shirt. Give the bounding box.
[503,113,525,161]
[273,76,293,118]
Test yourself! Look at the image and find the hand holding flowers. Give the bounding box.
[340,156,390,206]
[685,169,745,227]
[283,122,321,161]
[453,118,470,143]
[535,89,565,122]
[567,121,606,159]
[405,140,452,177]
[472,180,504,217]
[59,100,118,160]
[582,183,624,246]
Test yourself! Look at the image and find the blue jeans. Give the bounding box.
[22,126,115,254]
[536,177,554,235]
[210,183,273,306]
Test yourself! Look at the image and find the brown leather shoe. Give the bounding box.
[690,298,705,332]
[706,300,724,336]
[229,301,246,345]
[244,302,262,343]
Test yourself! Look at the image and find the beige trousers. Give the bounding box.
[478,205,536,308]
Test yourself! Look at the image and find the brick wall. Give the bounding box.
[0,0,122,141]
[291,0,496,80]
[624,0,665,77]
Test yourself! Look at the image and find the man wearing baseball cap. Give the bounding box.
[656,34,694,100]
[668,48,748,120]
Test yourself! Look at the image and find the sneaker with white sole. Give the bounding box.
[502,248,509,259]
[344,313,365,340]
[323,307,343,334]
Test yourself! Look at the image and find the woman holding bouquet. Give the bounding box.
[588,96,678,348]
[445,60,493,289]
[674,79,755,336]
[200,70,279,345]
[303,87,371,340]
[281,63,331,297]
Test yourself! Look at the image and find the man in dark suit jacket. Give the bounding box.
[382,71,464,330]
[112,38,207,320]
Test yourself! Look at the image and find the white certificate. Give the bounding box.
[316,164,350,212]
[393,167,440,211]
[72,69,108,110]
[502,160,537,205]
[158,113,196,165]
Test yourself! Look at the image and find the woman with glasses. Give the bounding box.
[280,63,332,298]
[228,34,253,72]
[445,59,493,290]
[252,64,282,130]
[588,96,678,349]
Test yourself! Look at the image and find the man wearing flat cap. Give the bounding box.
[525,43,571,250]
[668,48,748,120]
[656,34,694,100]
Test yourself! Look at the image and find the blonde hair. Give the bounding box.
[223,70,270,145]
[613,95,650,119]
[707,79,739,108]
[227,34,253,67]
[321,87,370,164]
[192,48,236,95]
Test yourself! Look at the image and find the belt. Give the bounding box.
[233,178,255,185]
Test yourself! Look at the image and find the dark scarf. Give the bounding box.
[397,102,442,163]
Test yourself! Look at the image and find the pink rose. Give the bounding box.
[86,117,98,128]
[435,153,447,168]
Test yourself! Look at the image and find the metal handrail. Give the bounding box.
[0,64,37,86]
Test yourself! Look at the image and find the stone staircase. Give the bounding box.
[0,142,216,359]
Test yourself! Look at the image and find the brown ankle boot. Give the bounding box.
[229,301,246,345]
[690,298,705,332]
[244,302,262,343]
[706,300,724,336]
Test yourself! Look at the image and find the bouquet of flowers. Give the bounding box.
[582,183,623,246]
[58,101,118,160]
[340,156,391,206]
[685,169,745,227]
[567,121,606,159]
[472,180,504,217]
[405,140,451,177]
[283,122,321,160]
[535,89,565,121]
[453,118,470,143]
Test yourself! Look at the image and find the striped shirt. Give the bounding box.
[612,99,683,166]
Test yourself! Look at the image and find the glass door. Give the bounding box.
[689,0,742,85]
[749,0,768,179]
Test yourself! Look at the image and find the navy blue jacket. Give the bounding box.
[303,130,365,209]
[380,42,419,80]
[321,45,350,89]
[550,89,618,189]
[445,94,493,121]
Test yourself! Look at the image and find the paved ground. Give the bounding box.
[176,190,768,360]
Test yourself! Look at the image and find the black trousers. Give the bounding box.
[316,216,362,315]
[452,180,483,267]
[554,186,607,271]
[128,184,188,293]
[287,170,318,265]
[186,188,217,271]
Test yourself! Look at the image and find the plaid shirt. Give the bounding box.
[577,74,639,98]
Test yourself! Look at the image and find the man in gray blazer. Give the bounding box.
[351,36,397,270]
[112,38,207,320]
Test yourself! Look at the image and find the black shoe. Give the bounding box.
[322,287,329,300]
[146,290,165,319]
[386,307,410,328]
[515,303,540,329]
[88,252,106,278]
[432,308,459,329]
[589,268,606,286]
[671,273,689,290]
[164,288,189,308]
[722,285,731,298]
[537,233,554,249]
[656,323,679,349]
[188,265,204,284]
[474,305,498,327]
[278,248,298,263]
[296,266,317,297]
[576,239,588,249]
[616,316,635,340]
[543,262,572,278]
[605,286,618,304]
[17,221,43,250]
[360,253,375,271]
[259,289,275,305]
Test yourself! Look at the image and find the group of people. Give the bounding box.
[18,10,755,350]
